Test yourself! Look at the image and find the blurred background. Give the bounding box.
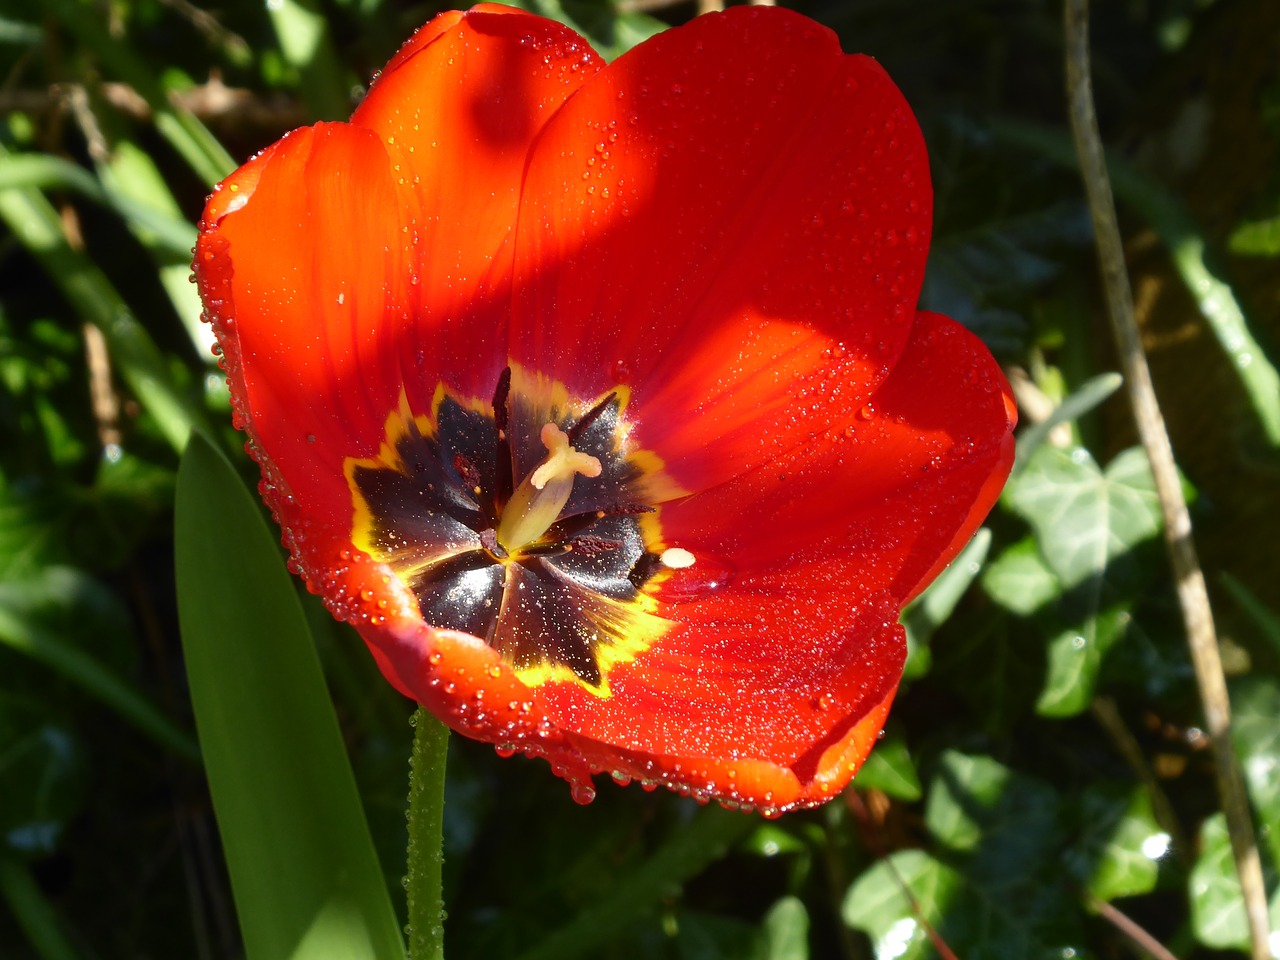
[1,0,1278,957]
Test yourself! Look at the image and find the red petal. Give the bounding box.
[195,7,604,598]
[350,7,604,401]
[509,6,932,492]
[514,311,1014,807]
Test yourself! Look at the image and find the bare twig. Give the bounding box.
[1063,3,1271,959]
[1088,895,1181,960]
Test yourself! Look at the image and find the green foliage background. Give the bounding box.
[2,0,1279,957]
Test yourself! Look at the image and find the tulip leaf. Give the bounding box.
[175,432,405,960]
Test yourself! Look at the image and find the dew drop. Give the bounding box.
[655,553,736,604]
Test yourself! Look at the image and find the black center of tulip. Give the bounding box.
[347,367,672,695]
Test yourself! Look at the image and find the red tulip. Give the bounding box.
[194,3,1015,814]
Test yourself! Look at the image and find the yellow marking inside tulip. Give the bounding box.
[497,423,602,552]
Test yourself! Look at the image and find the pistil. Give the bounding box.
[496,423,601,551]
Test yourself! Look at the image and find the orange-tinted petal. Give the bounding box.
[509,6,932,493]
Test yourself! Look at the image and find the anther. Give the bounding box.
[496,423,602,551]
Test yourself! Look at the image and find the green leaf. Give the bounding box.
[1189,813,1280,951]
[1228,215,1280,256]
[845,753,1081,959]
[1035,607,1128,718]
[0,148,205,452]
[1013,372,1124,473]
[1067,785,1167,902]
[982,536,1060,617]
[760,896,808,960]
[0,567,197,761]
[514,805,755,960]
[990,118,1280,448]
[0,856,83,960]
[902,528,991,679]
[854,731,923,802]
[1189,676,1280,953]
[520,0,668,60]
[1006,446,1161,590]
[924,752,1062,860]
[843,848,1078,960]
[175,432,405,960]
[1221,573,1280,657]
[37,0,234,186]
[843,849,953,960]
[1231,676,1280,856]
[1004,446,1162,716]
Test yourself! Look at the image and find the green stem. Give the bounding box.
[406,708,450,960]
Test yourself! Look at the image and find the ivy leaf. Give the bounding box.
[843,847,1080,960]
[982,536,1060,617]
[902,529,991,679]
[1231,676,1280,835]
[1066,785,1168,902]
[1189,814,1280,951]
[843,849,958,960]
[759,896,808,960]
[1189,676,1280,952]
[1001,446,1163,716]
[1006,446,1161,590]
[855,729,923,802]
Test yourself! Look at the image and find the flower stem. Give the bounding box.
[407,708,449,960]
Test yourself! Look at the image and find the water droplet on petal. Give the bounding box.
[655,553,735,604]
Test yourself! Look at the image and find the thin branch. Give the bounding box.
[1088,895,1181,960]
[1062,3,1272,959]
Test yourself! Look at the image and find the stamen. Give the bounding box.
[493,367,514,508]
[567,391,617,444]
[496,423,602,551]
